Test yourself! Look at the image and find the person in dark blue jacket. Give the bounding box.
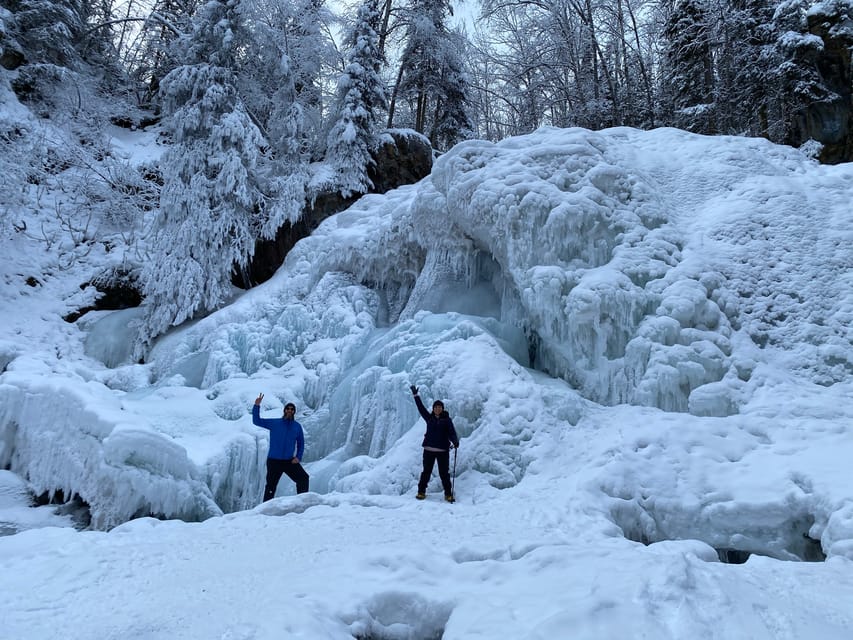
[410,385,459,502]
[253,393,309,500]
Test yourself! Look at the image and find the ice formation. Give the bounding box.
[0,343,270,528]
[3,126,853,532]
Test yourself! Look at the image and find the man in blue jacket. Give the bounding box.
[253,393,309,500]
[410,385,459,502]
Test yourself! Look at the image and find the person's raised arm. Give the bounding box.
[410,385,430,421]
[252,393,273,430]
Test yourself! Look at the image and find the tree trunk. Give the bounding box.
[378,0,393,59]
[387,60,406,128]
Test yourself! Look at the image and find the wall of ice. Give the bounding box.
[8,126,850,529]
[405,127,852,413]
[146,127,851,436]
[127,126,853,516]
[0,360,263,529]
[405,129,741,414]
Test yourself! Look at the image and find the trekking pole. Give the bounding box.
[451,446,457,501]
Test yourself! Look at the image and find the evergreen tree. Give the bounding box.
[237,0,336,159]
[138,0,266,352]
[772,0,830,119]
[661,0,717,134]
[390,0,472,149]
[4,0,86,109]
[4,0,85,68]
[127,0,200,102]
[260,53,308,236]
[428,30,471,149]
[716,0,778,137]
[326,0,388,197]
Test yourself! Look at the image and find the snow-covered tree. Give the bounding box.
[3,0,87,110]
[138,0,266,353]
[772,0,830,124]
[259,53,308,237]
[661,0,717,133]
[714,0,779,136]
[237,0,336,160]
[4,0,85,68]
[326,0,388,197]
[427,30,471,149]
[390,0,472,149]
[126,0,201,102]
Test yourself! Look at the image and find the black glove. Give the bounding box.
[410,385,418,395]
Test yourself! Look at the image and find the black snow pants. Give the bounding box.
[264,457,310,501]
[418,449,452,496]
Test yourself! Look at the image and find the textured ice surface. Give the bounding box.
[4,127,853,531]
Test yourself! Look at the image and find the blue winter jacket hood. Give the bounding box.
[252,405,305,461]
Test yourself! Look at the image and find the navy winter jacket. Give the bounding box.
[415,395,459,451]
[252,405,305,461]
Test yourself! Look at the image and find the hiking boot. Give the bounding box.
[445,495,455,503]
[416,493,426,500]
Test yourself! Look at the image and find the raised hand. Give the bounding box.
[410,385,418,395]
[255,393,264,406]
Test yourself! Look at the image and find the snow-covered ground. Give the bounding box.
[3,123,853,638]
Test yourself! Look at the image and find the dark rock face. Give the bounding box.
[238,190,361,287]
[64,269,142,323]
[369,129,434,194]
[0,46,24,71]
[798,11,853,163]
[241,129,433,287]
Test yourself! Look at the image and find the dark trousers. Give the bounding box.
[418,449,452,496]
[264,458,310,501]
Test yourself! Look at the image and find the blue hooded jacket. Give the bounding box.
[252,405,305,461]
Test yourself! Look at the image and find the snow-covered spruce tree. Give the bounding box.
[4,0,84,68]
[241,0,335,160]
[259,53,308,238]
[326,0,388,197]
[6,0,122,93]
[389,0,472,149]
[223,0,338,236]
[714,0,780,137]
[772,0,830,132]
[428,29,471,150]
[126,0,201,103]
[137,0,266,354]
[4,0,87,111]
[660,0,717,134]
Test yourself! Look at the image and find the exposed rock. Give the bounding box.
[0,18,25,71]
[64,268,142,323]
[239,190,362,287]
[241,129,433,287]
[369,128,433,194]
[110,114,161,130]
[797,8,853,163]
[0,46,24,71]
